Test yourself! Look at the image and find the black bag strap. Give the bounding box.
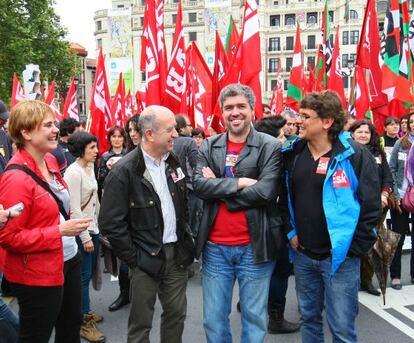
[5,164,69,220]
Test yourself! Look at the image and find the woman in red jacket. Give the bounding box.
[0,100,91,343]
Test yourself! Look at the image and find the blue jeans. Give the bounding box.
[202,242,275,343]
[0,273,19,343]
[78,234,99,314]
[294,250,360,343]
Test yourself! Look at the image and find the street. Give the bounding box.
[85,255,414,343]
[5,254,414,342]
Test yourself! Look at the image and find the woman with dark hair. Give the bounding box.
[191,128,206,148]
[97,125,127,199]
[349,119,394,296]
[97,125,130,312]
[0,101,90,343]
[389,113,414,289]
[125,115,140,151]
[64,132,105,343]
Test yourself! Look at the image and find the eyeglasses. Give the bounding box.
[299,113,319,121]
[264,111,271,115]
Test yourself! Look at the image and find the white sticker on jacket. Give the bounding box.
[172,167,185,183]
[398,152,407,161]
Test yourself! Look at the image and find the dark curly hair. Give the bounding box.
[59,118,80,137]
[67,131,98,158]
[299,91,345,142]
[254,116,286,138]
[348,119,386,161]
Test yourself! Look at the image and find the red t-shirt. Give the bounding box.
[209,140,251,245]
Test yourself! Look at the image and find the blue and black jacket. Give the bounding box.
[282,132,382,276]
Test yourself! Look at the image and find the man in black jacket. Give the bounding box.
[99,105,194,343]
[193,84,284,343]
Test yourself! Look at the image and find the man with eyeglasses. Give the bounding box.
[282,91,381,343]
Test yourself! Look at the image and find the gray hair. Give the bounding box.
[138,108,159,137]
[219,84,256,110]
[281,109,298,120]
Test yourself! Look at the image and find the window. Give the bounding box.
[285,14,295,26]
[286,36,294,50]
[117,4,124,8]
[308,56,315,69]
[269,37,280,51]
[189,32,197,42]
[269,58,278,72]
[343,76,349,89]
[343,31,349,45]
[329,10,334,24]
[286,57,293,72]
[350,30,359,44]
[141,73,146,81]
[96,21,102,31]
[189,12,197,23]
[172,14,177,24]
[140,17,144,26]
[97,39,102,48]
[377,1,388,14]
[270,15,280,27]
[350,10,358,20]
[271,79,277,90]
[307,12,317,24]
[342,53,356,68]
[284,79,289,91]
[307,35,316,49]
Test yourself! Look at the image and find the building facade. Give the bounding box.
[93,0,400,104]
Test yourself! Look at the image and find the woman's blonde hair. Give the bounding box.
[8,100,55,149]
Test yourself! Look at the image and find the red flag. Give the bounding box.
[11,72,25,109]
[162,0,186,114]
[351,65,370,120]
[156,0,168,94]
[327,27,346,108]
[125,90,134,119]
[135,90,146,113]
[89,48,111,154]
[356,0,388,131]
[187,43,213,132]
[286,25,305,112]
[140,0,162,106]
[306,64,316,93]
[110,73,126,127]
[45,81,64,122]
[269,58,284,116]
[62,77,79,121]
[211,31,229,113]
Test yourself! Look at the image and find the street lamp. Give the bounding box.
[341,55,355,100]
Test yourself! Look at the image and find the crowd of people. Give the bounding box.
[0,85,413,343]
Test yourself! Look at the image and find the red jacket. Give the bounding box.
[0,149,66,286]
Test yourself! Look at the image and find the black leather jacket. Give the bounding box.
[98,146,195,270]
[193,128,286,263]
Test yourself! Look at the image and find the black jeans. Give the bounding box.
[390,209,414,279]
[268,243,293,309]
[11,252,82,343]
[55,252,82,343]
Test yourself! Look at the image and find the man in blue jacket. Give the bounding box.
[283,91,381,343]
